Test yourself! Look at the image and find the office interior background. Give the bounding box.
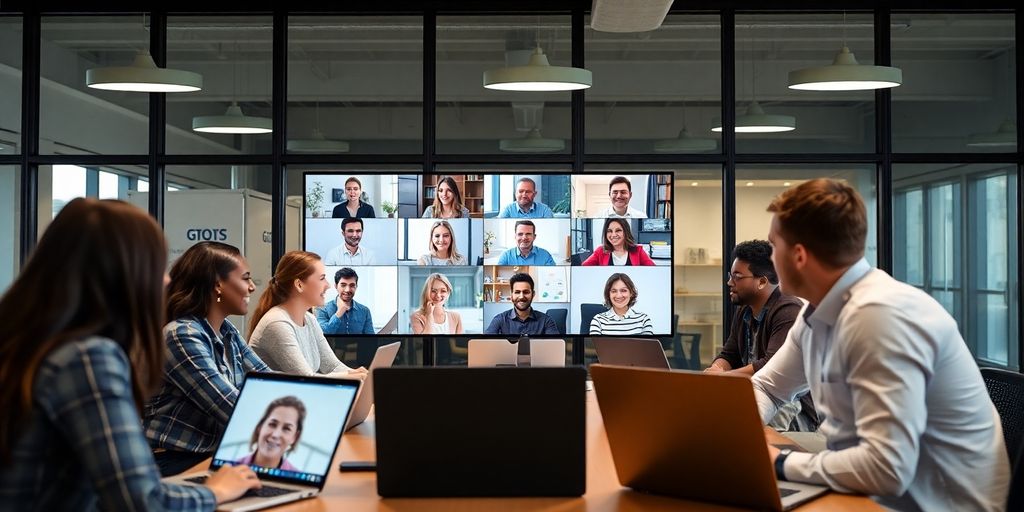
[0,3,1019,372]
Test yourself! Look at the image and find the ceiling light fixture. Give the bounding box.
[712,101,796,133]
[654,128,718,152]
[192,101,272,134]
[87,51,203,93]
[288,101,349,153]
[499,128,565,153]
[483,46,592,91]
[788,13,902,91]
[967,119,1017,147]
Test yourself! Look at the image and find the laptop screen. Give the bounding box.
[209,374,359,486]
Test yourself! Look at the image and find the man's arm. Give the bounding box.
[316,304,343,334]
[750,321,808,425]
[752,300,801,372]
[360,307,374,335]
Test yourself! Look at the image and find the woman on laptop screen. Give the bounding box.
[248,251,367,377]
[422,176,470,219]
[234,396,306,471]
[410,273,464,334]
[0,199,259,509]
[581,218,655,266]
[589,273,654,335]
[418,220,468,266]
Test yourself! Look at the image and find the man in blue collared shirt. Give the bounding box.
[497,177,554,218]
[317,267,374,335]
[497,220,557,265]
[485,273,561,335]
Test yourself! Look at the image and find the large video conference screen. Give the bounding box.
[304,173,674,336]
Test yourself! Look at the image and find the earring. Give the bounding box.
[216,292,222,303]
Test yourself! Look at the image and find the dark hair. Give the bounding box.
[334,267,359,285]
[603,272,638,309]
[344,176,362,189]
[732,240,778,285]
[430,176,466,218]
[249,251,321,339]
[341,217,363,231]
[601,218,637,252]
[509,273,535,292]
[0,198,167,461]
[249,396,307,458]
[514,220,536,234]
[166,241,244,320]
[767,178,866,268]
[608,176,632,193]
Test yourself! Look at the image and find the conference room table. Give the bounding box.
[245,391,881,512]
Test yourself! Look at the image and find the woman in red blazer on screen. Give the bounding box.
[581,218,656,266]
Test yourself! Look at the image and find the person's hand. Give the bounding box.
[205,464,261,504]
[703,365,724,373]
[426,301,439,321]
[347,366,369,379]
[335,298,351,317]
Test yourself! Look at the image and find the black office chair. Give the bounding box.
[578,303,606,335]
[981,367,1024,465]
[1008,441,1024,511]
[570,251,592,266]
[546,308,568,335]
[677,333,702,370]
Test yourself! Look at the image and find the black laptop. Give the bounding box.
[373,367,587,497]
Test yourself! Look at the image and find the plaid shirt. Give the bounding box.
[0,337,216,511]
[144,316,269,454]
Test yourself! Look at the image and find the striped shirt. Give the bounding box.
[0,337,216,511]
[144,316,270,454]
[589,308,654,335]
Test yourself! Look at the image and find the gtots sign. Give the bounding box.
[186,228,229,241]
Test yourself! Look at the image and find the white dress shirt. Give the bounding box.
[598,205,647,218]
[752,259,1009,511]
[324,244,375,265]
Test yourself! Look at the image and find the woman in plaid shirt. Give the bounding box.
[0,198,259,510]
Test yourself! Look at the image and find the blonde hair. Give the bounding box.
[417,273,453,316]
[428,220,464,262]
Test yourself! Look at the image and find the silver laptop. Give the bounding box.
[593,337,671,369]
[467,338,518,367]
[377,312,399,335]
[344,341,401,431]
[164,372,360,511]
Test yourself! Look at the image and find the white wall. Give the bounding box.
[482,218,571,264]
[322,265,398,332]
[304,218,398,265]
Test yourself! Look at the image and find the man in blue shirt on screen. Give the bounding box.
[497,177,554,218]
[317,267,374,335]
[497,220,556,266]
[485,273,561,335]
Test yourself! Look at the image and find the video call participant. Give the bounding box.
[599,176,647,218]
[331,177,376,218]
[589,273,653,335]
[0,199,259,509]
[705,240,815,431]
[756,179,1009,510]
[496,220,556,266]
[317,267,374,335]
[324,217,375,266]
[581,218,655,266]
[418,220,468,265]
[234,396,306,471]
[422,176,470,219]
[497,177,554,218]
[410,273,464,335]
[145,241,271,477]
[484,273,561,335]
[247,251,366,378]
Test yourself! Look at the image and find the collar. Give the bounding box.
[516,202,537,214]
[506,307,538,322]
[345,244,364,256]
[196,316,236,343]
[517,246,538,258]
[607,307,638,320]
[744,287,781,323]
[806,258,871,329]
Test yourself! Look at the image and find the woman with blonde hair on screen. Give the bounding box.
[410,273,464,334]
[417,220,468,266]
[422,176,470,219]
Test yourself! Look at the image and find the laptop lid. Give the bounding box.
[208,372,360,491]
[593,337,671,369]
[529,339,566,367]
[374,367,587,497]
[590,364,787,511]
[377,312,399,335]
[467,338,518,367]
[344,341,401,430]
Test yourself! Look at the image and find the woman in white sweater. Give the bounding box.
[248,251,367,377]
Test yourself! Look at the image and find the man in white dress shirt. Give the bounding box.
[598,176,647,218]
[754,178,1009,511]
[324,217,375,265]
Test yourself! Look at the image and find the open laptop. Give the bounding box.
[593,337,671,369]
[374,367,587,497]
[467,338,518,367]
[590,365,828,511]
[343,341,401,431]
[164,372,360,511]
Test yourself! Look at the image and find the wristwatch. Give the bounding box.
[774,448,792,481]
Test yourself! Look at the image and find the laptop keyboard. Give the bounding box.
[779,487,799,498]
[184,476,296,498]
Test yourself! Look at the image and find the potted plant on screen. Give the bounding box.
[381,200,397,218]
[307,181,325,218]
[483,231,496,255]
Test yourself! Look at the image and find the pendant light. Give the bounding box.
[654,100,717,152]
[712,41,795,133]
[288,101,349,153]
[484,46,592,91]
[788,13,902,91]
[967,119,1017,147]
[192,43,271,134]
[86,16,202,93]
[499,128,565,152]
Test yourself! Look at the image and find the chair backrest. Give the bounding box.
[570,251,592,266]
[678,333,702,370]
[579,303,606,335]
[530,339,566,367]
[1008,440,1024,511]
[467,339,519,367]
[546,308,568,335]
[980,367,1024,464]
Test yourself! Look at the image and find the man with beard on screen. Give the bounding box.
[484,273,560,335]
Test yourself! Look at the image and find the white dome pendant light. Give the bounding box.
[655,100,717,152]
[192,44,271,135]
[484,46,592,92]
[86,16,202,93]
[288,101,349,153]
[712,42,795,133]
[788,13,902,91]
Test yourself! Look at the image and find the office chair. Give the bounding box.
[578,303,606,335]
[981,367,1024,465]
[1008,441,1023,511]
[570,251,592,266]
[546,308,568,335]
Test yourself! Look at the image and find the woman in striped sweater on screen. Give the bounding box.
[588,273,654,336]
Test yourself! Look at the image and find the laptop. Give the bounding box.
[374,367,587,497]
[467,338,518,367]
[343,341,401,431]
[593,337,671,369]
[590,365,829,511]
[164,372,361,511]
[376,312,399,335]
[529,339,566,367]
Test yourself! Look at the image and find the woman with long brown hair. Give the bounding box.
[422,176,470,218]
[0,199,259,509]
[143,241,271,477]
[248,251,366,377]
[581,218,656,266]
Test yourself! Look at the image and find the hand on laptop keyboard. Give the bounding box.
[189,464,263,504]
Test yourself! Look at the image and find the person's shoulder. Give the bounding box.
[37,337,132,404]
[449,310,463,321]
[351,299,370,312]
[44,337,128,372]
[422,206,433,217]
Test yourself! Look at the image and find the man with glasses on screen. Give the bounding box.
[496,220,556,266]
[317,267,374,335]
[324,218,375,265]
[599,176,647,218]
[497,177,554,218]
[485,273,560,335]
